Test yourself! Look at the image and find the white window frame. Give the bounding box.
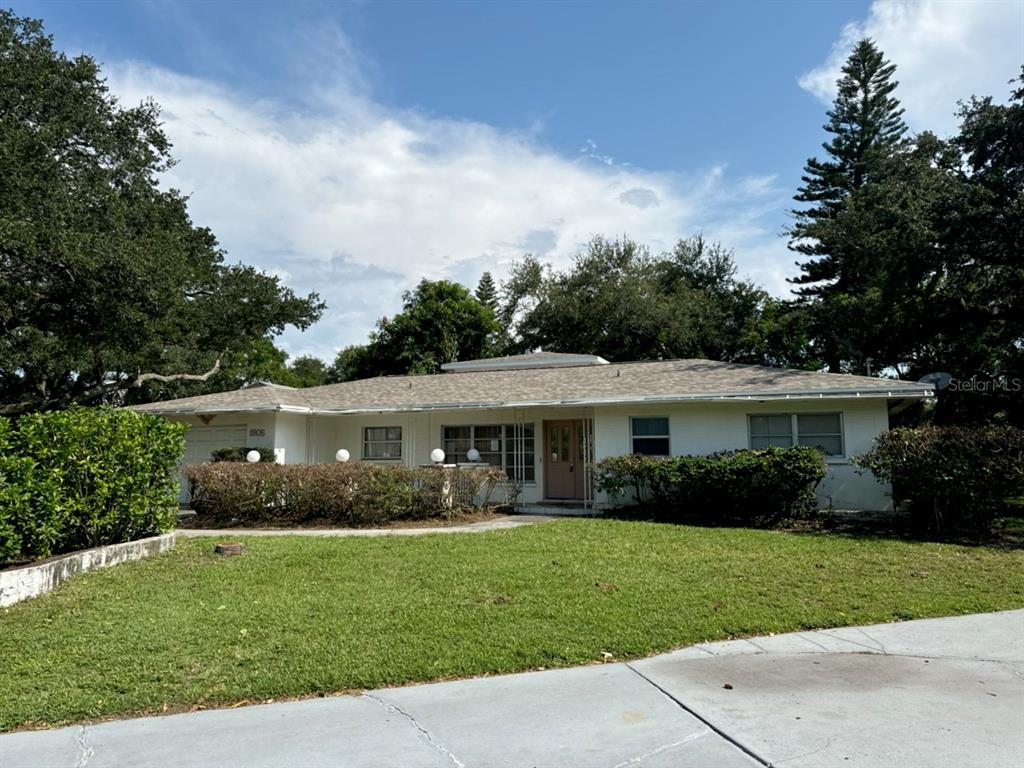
[362,426,403,461]
[747,412,845,460]
[441,424,536,484]
[630,416,671,457]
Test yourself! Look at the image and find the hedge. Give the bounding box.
[855,425,1024,535]
[185,462,507,527]
[594,447,827,525]
[210,446,276,463]
[0,407,186,564]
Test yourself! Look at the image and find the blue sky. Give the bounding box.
[12,0,1023,360]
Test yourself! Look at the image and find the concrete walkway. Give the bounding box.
[3,610,1022,768]
[176,514,553,538]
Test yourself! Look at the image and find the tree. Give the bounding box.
[328,280,499,380]
[327,345,374,383]
[788,38,908,371]
[919,69,1024,423]
[0,12,324,414]
[503,236,778,364]
[474,272,498,311]
[287,355,329,388]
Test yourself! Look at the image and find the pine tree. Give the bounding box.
[789,39,907,290]
[475,271,498,312]
[788,39,907,371]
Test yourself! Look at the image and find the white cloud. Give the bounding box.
[108,62,787,361]
[800,0,1023,136]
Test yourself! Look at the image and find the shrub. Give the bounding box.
[210,446,276,463]
[595,447,827,525]
[854,425,1024,535]
[0,408,186,564]
[184,462,507,526]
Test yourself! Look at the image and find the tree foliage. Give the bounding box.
[474,271,498,311]
[502,236,783,364]
[787,37,1022,422]
[329,280,499,381]
[787,39,908,372]
[0,11,323,413]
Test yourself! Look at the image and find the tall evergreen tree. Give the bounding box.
[787,39,908,371]
[474,272,498,311]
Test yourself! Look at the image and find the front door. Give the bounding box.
[544,420,584,499]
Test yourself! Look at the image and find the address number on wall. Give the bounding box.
[249,428,266,438]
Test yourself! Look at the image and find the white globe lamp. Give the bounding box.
[335,449,350,463]
[466,448,481,462]
[245,450,261,464]
[430,448,446,464]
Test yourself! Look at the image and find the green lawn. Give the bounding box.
[3,518,1023,730]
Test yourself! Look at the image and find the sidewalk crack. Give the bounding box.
[362,693,464,768]
[75,726,94,768]
[853,627,888,654]
[610,727,711,768]
[624,663,773,767]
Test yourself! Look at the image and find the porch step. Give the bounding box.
[513,503,602,517]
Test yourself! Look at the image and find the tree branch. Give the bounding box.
[0,358,223,416]
[132,358,221,386]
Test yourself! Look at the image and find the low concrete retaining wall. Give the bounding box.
[0,533,176,608]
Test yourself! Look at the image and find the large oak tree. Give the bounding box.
[0,12,323,413]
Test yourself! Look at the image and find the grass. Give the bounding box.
[2,518,1024,730]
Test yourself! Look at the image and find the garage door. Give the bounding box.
[180,425,247,503]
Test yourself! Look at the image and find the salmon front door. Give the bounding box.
[544,420,585,500]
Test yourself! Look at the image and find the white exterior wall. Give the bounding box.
[168,412,278,458]
[313,407,592,505]
[273,412,310,464]
[168,397,894,511]
[592,398,892,511]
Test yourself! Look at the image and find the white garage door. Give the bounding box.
[179,425,248,503]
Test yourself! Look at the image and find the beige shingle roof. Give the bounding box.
[130,358,933,415]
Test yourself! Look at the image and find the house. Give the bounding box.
[131,352,934,511]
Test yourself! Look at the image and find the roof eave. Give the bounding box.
[308,387,934,415]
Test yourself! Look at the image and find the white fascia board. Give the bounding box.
[136,404,313,416]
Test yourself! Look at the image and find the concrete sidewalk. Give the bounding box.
[3,610,1022,768]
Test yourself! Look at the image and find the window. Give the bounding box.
[363,426,402,459]
[749,413,844,456]
[749,414,793,448]
[442,424,536,482]
[631,417,670,456]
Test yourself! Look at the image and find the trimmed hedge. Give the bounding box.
[855,425,1024,535]
[210,446,276,463]
[0,407,186,564]
[595,447,827,525]
[185,462,507,527]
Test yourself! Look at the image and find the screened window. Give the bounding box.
[749,414,794,448]
[442,424,536,483]
[631,417,670,456]
[749,413,844,456]
[363,426,402,460]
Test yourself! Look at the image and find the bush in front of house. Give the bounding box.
[184,462,507,526]
[854,425,1024,535]
[0,407,187,564]
[594,447,827,525]
[209,446,276,463]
